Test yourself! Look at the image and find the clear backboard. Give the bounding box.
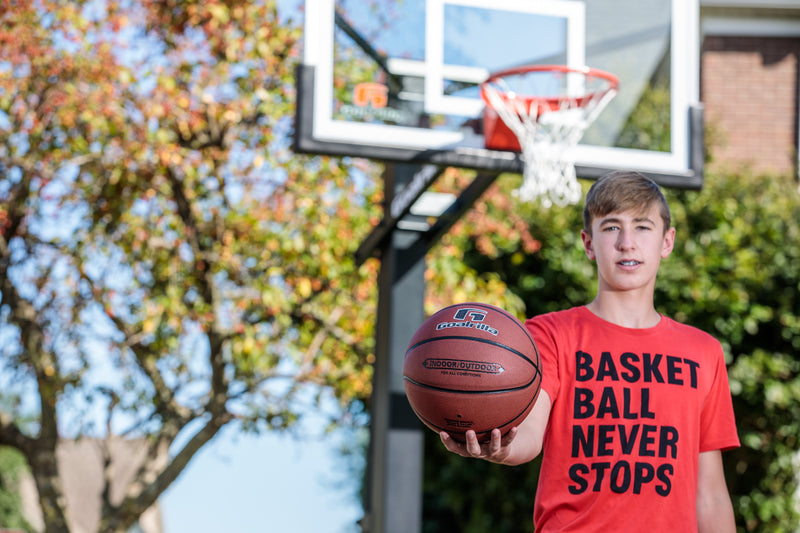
[295,0,704,189]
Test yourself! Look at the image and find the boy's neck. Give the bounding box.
[585,295,662,329]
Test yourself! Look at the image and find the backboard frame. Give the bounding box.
[294,0,705,189]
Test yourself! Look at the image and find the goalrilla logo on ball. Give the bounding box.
[435,307,499,336]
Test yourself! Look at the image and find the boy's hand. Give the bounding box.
[439,427,518,464]
[439,391,551,467]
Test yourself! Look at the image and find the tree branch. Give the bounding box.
[0,410,33,450]
[106,411,234,532]
[164,166,230,417]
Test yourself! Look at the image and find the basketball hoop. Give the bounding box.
[480,65,619,207]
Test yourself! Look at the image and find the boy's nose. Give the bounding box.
[616,229,635,250]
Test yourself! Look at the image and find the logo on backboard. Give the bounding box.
[353,82,388,108]
[435,307,499,336]
[340,81,402,123]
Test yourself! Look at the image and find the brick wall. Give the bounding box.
[701,35,799,175]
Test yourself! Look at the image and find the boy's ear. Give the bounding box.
[661,227,676,258]
[581,229,596,260]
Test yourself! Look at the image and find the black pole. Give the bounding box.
[363,163,426,533]
[360,163,502,532]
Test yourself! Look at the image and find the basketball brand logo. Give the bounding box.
[435,307,499,336]
[453,308,487,322]
[444,417,474,429]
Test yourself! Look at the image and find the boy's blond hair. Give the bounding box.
[583,170,671,235]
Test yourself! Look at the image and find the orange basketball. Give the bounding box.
[403,303,541,442]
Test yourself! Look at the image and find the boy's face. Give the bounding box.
[580,203,675,294]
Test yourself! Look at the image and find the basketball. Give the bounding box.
[403,302,542,443]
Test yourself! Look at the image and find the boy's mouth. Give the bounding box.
[619,260,641,266]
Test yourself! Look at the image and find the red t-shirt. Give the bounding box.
[525,306,739,532]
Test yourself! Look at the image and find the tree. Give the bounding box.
[661,171,800,532]
[0,446,32,531]
[0,1,382,531]
[0,2,533,531]
[1,0,378,528]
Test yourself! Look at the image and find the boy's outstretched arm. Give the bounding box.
[440,390,551,466]
[697,449,736,533]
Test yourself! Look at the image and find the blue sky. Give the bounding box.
[161,424,363,533]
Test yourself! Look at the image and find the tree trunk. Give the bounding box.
[29,443,70,533]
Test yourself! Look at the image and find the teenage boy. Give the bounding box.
[441,171,739,532]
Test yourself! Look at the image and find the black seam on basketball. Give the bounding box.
[406,334,539,369]
[403,375,538,394]
[410,388,540,436]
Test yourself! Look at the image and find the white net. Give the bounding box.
[481,67,618,207]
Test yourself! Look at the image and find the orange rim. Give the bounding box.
[480,64,619,111]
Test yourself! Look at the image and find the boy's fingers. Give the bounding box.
[487,428,504,455]
[439,431,459,452]
[501,427,518,447]
[442,429,512,460]
[464,430,483,457]
[440,431,471,457]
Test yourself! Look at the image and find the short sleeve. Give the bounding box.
[525,314,561,405]
[699,344,740,452]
